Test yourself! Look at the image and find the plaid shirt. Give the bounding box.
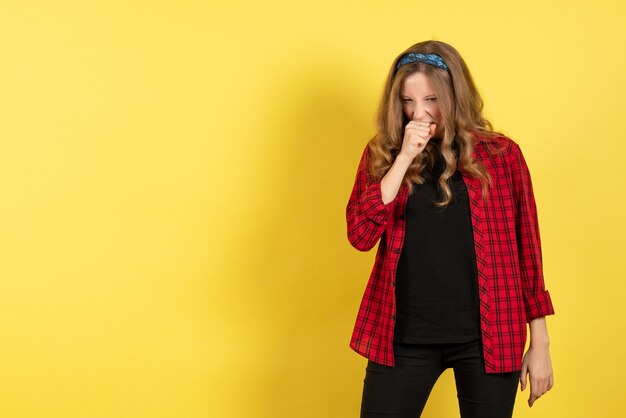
[346,134,555,373]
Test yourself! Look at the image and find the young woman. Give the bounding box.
[346,40,555,418]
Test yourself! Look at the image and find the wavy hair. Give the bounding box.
[367,40,506,206]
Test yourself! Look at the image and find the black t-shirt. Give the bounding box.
[394,149,481,344]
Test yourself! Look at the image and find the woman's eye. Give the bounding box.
[427,97,437,101]
[401,98,412,103]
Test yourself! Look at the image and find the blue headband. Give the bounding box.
[395,53,449,71]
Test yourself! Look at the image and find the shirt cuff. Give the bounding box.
[524,290,555,322]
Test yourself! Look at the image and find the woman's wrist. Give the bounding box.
[529,338,550,350]
[528,317,550,349]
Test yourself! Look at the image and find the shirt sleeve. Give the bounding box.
[346,145,396,251]
[509,142,555,322]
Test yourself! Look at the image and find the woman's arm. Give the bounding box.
[508,141,555,406]
[345,146,412,251]
[346,146,395,251]
[520,317,554,407]
[346,124,434,251]
[509,142,555,320]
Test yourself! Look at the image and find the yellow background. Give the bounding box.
[1,0,624,417]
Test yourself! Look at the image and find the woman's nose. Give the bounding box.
[412,105,427,121]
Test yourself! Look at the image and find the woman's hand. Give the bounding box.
[399,121,436,160]
[519,343,554,407]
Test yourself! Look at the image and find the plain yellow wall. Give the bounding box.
[1,0,625,417]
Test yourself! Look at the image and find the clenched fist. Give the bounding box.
[399,121,437,160]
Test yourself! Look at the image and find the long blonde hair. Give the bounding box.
[368,40,505,205]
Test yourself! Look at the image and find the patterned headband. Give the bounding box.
[395,53,449,71]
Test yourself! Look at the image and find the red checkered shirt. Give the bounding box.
[346,134,555,373]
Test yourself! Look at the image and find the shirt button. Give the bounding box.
[393,249,401,254]
[391,315,396,321]
[391,282,396,287]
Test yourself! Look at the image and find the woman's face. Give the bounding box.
[400,71,444,137]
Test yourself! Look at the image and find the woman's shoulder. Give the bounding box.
[472,131,521,159]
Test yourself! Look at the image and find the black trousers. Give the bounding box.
[360,339,519,418]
